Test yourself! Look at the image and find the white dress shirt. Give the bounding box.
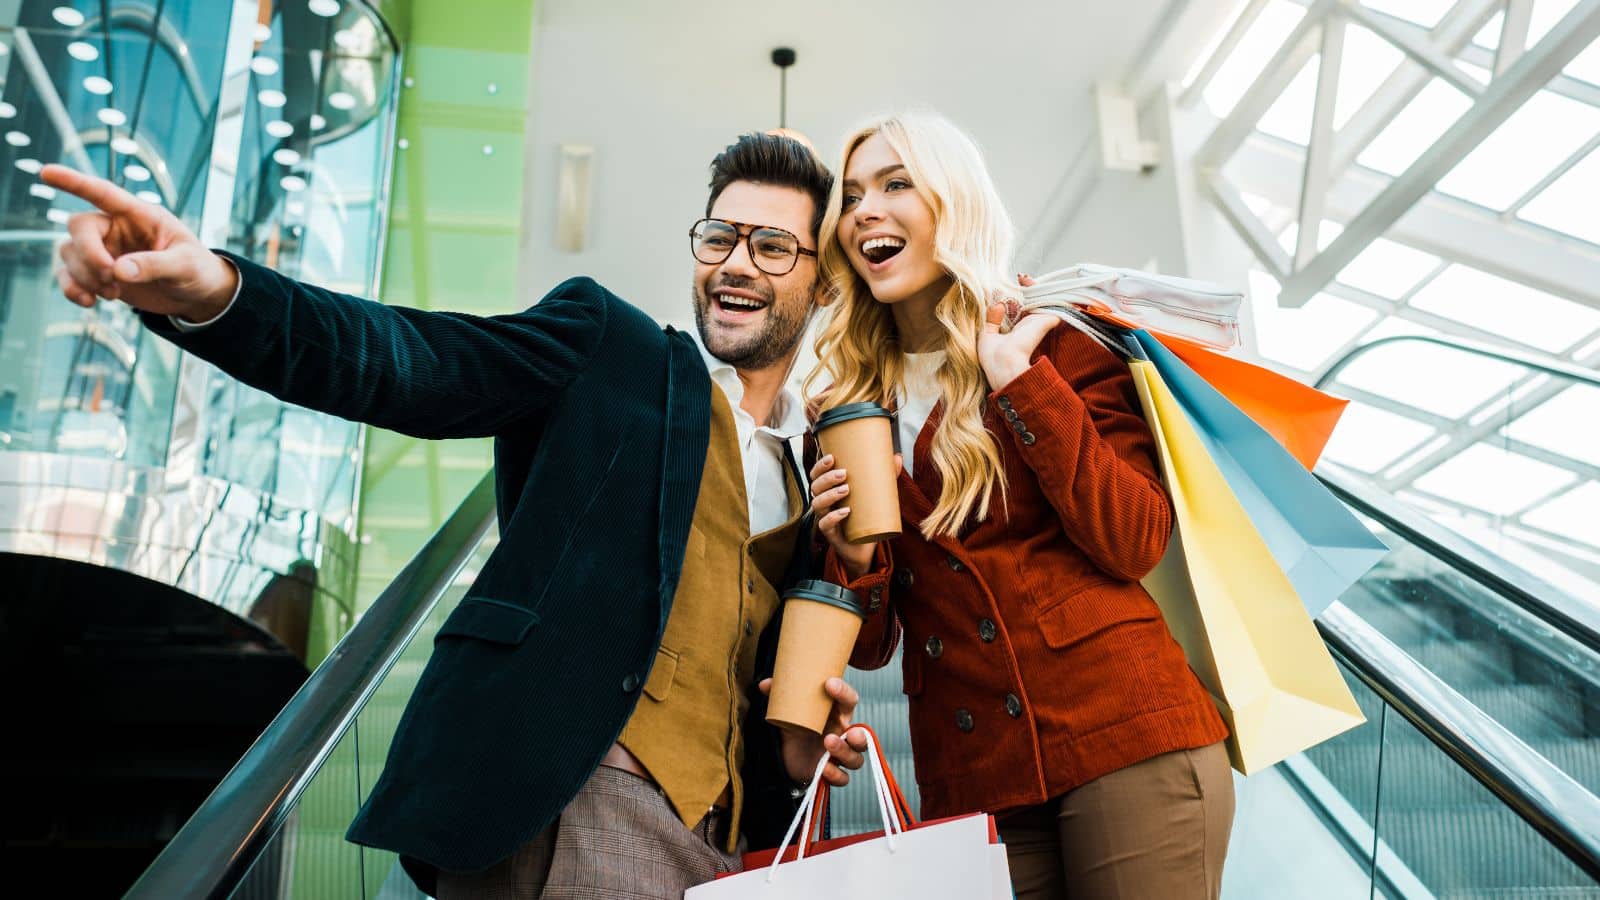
[894,350,946,477]
[688,330,808,535]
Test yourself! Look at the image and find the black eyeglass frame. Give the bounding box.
[688,217,818,276]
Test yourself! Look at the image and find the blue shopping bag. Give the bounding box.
[1131,330,1388,618]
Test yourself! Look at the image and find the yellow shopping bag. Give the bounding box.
[1129,360,1366,775]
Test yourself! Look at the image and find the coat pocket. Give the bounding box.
[900,641,925,697]
[643,645,679,702]
[1034,581,1158,650]
[435,597,541,646]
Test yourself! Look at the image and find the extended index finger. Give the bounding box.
[41,164,145,217]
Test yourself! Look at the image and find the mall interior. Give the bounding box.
[0,0,1597,896]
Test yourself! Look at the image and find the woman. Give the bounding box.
[805,111,1234,898]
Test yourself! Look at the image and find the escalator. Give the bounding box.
[120,361,1598,899]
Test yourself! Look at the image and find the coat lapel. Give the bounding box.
[656,327,712,635]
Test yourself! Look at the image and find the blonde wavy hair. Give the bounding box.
[805,111,1017,539]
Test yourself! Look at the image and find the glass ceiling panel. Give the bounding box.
[1335,341,1531,418]
[1336,236,1442,298]
[1522,480,1600,546]
[1500,383,1600,466]
[1360,0,1454,28]
[1335,26,1406,129]
[1532,0,1581,46]
[1518,147,1600,244]
[1407,264,1600,352]
[1322,402,1437,472]
[1249,274,1381,368]
[1567,39,1600,85]
[1357,79,1474,175]
[1411,443,1578,515]
[1474,11,1504,49]
[1259,56,1319,144]
[1203,0,1307,117]
[1435,90,1600,210]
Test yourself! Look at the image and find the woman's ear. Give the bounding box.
[814,281,837,308]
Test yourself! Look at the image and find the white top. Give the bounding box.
[688,330,809,535]
[894,350,946,477]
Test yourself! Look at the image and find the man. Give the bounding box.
[42,133,883,898]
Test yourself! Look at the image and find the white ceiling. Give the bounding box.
[515,0,1180,323]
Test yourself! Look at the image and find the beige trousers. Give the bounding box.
[996,741,1235,899]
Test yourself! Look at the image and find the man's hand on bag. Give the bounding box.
[759,676,870,787]
[41,164,237,322]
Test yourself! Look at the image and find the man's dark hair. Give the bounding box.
[706,133,834,242]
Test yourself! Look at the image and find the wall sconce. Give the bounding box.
[556,143,594,252]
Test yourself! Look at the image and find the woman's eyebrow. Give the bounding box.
[842,164,909,191]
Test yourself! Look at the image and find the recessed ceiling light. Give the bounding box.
[125,164,151,181]
[482,144,494,155]
[273,148,301,166]
[327,91,355,110]
[0,101,15,119]
[47,208,72,225]
[137,190,162,204]
[250,55,279,76]
[397,138,409,150]
[97,107,127,126]
[308,0,341,17]
[5,130,31,147]
[0,42,10,57]
[52,7,86,27]
[258,89,287,108]
[253,23,272,43]
[67,41,99,62]
[111,136,139,154]
[280,174,307,192]
[310,114,326,130]
[287,201,306,217]
[29,183,56,199]
[333,30,361,50]
[15,158,43,174]
[83,76,113,95]
[265,119,294,138]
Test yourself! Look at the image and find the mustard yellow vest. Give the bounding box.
[618,386,803,852]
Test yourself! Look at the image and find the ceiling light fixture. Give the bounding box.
[83,76,112,95]
[51,7,86,27]
[265,119,294,138]
[259,89,287,108]
[136,190,162,204]
[767,47,812,151]
[251,55,279,76]
[309,0,341,17]
[0,101,15,119]
[6,130,32,147]
[29,183,56,199]
[67,41,99,62]
[125,164,151,181]
[310,114,326,130]
[254,23,272,43]
[96,108,127,126]
[327,91,356,110]
[274,148,301,166]
[111,136,138,154]
[16,158,43,174]
[280,174,307,192]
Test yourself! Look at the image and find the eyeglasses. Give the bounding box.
[689,217,817,276]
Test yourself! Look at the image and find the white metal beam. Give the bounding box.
[1204,170,1292,279]
[1297,14,1346,268]
[1342,1,1487,97]
[1276,0,1600,306]
[1179,0,1270,108]
[1497,0,1535,75]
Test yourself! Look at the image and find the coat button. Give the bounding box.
[956,709,975,733]
[1005,693,1022,718]
[1003,409,1020,423]
[925,636,944,659]
[996,395,1012,409]
[896,568,915,589]
[945,554,965,572]
[747,578,756,592]
[622,673,641,692]
[978,618,997,642]
[869,586,883,612]
[744,619,754,635]
[1021,432,1036,446]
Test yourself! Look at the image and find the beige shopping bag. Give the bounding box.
[1130,360,1366,774]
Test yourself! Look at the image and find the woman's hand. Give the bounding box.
[977,280,1058,388]
[810,452,897,578]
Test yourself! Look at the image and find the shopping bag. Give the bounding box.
[1019,264,1243,350]
[689,725,1014,898]
[1130,359,1366,775]
[1155,334,1349,469]
[1133,331,1387,619]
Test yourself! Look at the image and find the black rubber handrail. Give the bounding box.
[1318,602,1600,882]
[124,472,496,900]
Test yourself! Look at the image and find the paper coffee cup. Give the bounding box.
[813,401,901,545]
[766,580,866,735]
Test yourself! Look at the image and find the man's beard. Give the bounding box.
[693,280,810,371]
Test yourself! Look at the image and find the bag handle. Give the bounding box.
[764,725,913,883]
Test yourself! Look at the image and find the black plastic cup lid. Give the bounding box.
[783,579,866,617]
[814,401,893,430]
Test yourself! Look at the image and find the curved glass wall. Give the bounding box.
[0,0,401,659]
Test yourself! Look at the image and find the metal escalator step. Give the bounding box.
[1458,684,1586,739]
[1379,806,1597,891]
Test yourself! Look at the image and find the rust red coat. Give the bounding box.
[828,326,1228,820]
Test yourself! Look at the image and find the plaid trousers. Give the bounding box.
[435,765,744,900]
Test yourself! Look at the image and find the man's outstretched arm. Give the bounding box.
[43,164,605,439]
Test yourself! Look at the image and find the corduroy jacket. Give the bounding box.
[840,326,1229,820]
[142,254,811,891]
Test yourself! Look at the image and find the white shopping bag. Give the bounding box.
[688,726,1014,898]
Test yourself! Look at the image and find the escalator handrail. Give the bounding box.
[1315,333,1600,391]
[124,472,498,900]
[1317,602,1600,881]
[1318,465,1600,658]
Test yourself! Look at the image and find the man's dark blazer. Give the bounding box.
[144,252,807,890]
